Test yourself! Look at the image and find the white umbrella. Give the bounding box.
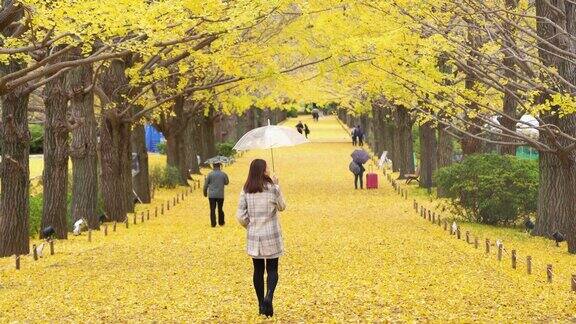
[233,120,308,171]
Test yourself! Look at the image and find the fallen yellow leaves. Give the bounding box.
[0,116,574,321]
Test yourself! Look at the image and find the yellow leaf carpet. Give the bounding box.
[0,116,575,322]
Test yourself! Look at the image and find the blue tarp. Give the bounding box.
[145,124,165,152]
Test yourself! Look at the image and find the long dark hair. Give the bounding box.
[244,159,273,193]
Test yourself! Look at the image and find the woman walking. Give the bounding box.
[236,159,286,317]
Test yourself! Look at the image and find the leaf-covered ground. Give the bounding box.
[1,116,575,322]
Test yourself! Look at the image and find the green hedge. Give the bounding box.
[216,141,237,157]
[435,154,538,225]
[29,124,44,154]
[150,165,180,188]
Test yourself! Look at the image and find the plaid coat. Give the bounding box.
[236,184,286,259]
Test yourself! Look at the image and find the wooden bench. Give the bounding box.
[404,167,420,184]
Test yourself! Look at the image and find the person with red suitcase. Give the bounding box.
[349,160,366,189]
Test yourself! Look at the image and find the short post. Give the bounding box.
[432,213,435,223]
[547,264,553,283]
[414,200,417,211]
[167,201,170,211]
[155,207,158,217]
[428,210,431,221]
[15,255,20,270]
[133,215,137,225]
[497,244,502,261]
[141,212,144,223]
[527,256,532,274]
[571,274,576,292]
[485,239,490,254]
[511,250,517,269]
[113,221,117,232]
[437,215,441,226]
[465,231,470,244]
[181,192,184,200]
[443,221,448,231]
[104,224,108,236]
[474,237,479,249]
[33,244,38,260]
[161,204,164,215]
[50,240,55,255]
[125,219,129,229]
[88,229,92,242]
[147,210,150,220]
[175,196,179,204]
[456,228,461,240]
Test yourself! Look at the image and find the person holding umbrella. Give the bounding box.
[203,161,230,227]
[350,149,370,189]
[236,159,286,317]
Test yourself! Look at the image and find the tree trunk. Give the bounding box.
[158,97,190,185]
[532,1,576,253]
[202,113,217,158]
[436,125,454,197]
[384,114,398,172]
[0,62,30,256]
[68,61,99,227]
[131,123,150,203]
[99,60,132,222]
[419,121,437,189]
[184,118,200,174]
[395,106,415,178]
[461,23,483,156]
[41,61,70,239]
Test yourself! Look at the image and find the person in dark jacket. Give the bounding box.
[295,121,304,134]
[352,161,365,189]
[304,124,310,138]
[355,125,364,146]
[203,163,230,227]
[351,126,358,146]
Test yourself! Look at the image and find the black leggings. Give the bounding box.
[252,258,279,305]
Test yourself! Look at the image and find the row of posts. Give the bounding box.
[16,180,201,270]
[413,199,576,292]
[384,170,576,292]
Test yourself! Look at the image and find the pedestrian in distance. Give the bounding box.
[355,125,365,146]
[304,124,310,139]
[295,121,304,134]
[351,126,358,146]
[203,163,230,227]
[349,159,366,189]
[236,159,286,317]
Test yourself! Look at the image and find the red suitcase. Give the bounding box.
[366,172,378,189]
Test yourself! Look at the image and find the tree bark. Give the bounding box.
[99,59,132,222]
[131,123,150,203]
[384,110,398,172]
[395,106,415,178]
[419,121,437,188]
[68,61,99,227]
[41,58,70,239]
[532,1,576,253]
[436,125,454,197]
[0,61,30,256]
[461,23,483,156]
[184,118,200,175]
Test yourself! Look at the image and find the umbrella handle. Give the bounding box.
[270,148,275,172]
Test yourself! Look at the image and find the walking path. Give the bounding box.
[0,116,574,321]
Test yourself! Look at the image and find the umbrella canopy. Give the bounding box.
[351,149,370,164]
[204,155,231,165]
[233,124,308,151]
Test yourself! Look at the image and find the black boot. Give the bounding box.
[262,297,273,317]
